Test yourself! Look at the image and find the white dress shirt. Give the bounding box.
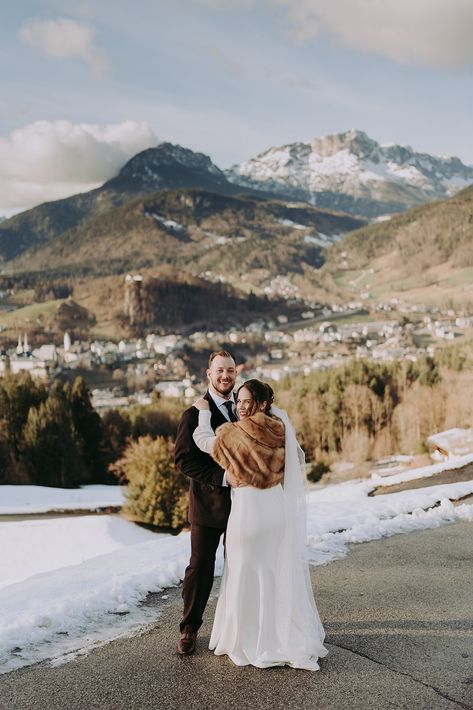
[207,388,237,485]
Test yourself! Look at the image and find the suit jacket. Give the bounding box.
[174,391,232,529]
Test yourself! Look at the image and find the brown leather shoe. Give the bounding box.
[176,629,197,655]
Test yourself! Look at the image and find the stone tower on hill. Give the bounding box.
[124,274,143,325]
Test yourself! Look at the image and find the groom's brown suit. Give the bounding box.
[174,391,232,633]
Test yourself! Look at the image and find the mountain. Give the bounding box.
[9,189,366,298]
[104,143,243,196]
[3,133,472,265]
[227,130,473,218]
[322,182,473,305]
[4,132,469,266]
[0,184,366,338]
[5,135,473,335]
[0,143,267,263]
[0,139,366,303]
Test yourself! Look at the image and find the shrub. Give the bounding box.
[114,435,188,530]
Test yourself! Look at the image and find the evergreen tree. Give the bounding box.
[102,399,181,466]
[0,372,47,459]
[21,382,82,487]
[0,434,12,484]
[67,376,110,483]
[101,408,132,466]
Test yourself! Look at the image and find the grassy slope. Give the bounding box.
[324,184,473,306]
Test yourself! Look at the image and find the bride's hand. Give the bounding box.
[193,397,210,411]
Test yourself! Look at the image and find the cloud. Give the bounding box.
[0,120,157,215]
[18,18,110,75]
[278,0,473,69]
[197,0,473,69]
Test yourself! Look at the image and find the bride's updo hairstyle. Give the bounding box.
[237,379,274,415]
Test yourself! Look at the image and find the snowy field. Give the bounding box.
[1,456,473,675]
[0,484,125,514]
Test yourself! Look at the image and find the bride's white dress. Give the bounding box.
[194,407,328,671]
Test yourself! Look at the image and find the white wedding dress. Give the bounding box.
[193,407,328,671]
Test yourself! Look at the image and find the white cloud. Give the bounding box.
[200,0,473,69]
[18,18,110,75]
[278,0,473,69]
[0,120,157,215]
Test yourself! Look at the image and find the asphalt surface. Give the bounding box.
[1,520,472,710]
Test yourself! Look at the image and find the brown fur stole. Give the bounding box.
[213,412,285,489]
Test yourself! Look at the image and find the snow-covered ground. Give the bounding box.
[1,455,473,675]
[0,484,125,514]
[0,516,163,589]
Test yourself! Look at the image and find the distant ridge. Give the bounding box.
[9,187,365,283]
[0,143,263,263]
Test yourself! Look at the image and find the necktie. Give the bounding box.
[223,400,238,422]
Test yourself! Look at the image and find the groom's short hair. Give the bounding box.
[208,350,236,367]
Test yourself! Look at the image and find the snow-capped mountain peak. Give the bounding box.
[227,130,473,218]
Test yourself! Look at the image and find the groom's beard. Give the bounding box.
[209,378,235,398]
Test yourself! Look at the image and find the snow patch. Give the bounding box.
[145,212,185,232]
[277,218,308,230]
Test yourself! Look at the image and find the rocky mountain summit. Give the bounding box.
[227,129,473,218]
[104,142,241,196]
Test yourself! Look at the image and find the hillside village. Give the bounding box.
[1,273,472,411]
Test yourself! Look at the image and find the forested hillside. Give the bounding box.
[276,343,473,469]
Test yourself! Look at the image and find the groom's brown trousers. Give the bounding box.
[180,524,225,633]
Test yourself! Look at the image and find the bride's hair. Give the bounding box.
[237,379,274,415]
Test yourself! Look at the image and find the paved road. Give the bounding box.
[1,521,472,710]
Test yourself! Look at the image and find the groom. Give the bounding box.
[174,350,238,655]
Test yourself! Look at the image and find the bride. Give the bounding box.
[192,379,328,671]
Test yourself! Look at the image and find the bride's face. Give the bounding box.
[237,386,266,418]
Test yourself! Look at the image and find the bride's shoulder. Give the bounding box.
[270,405,288,419]
[267,412,285,432]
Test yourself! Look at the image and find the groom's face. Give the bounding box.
[207,355,236,397]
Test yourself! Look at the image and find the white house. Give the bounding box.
[427,428,473,461]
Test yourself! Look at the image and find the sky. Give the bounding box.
[1,0,473,215]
